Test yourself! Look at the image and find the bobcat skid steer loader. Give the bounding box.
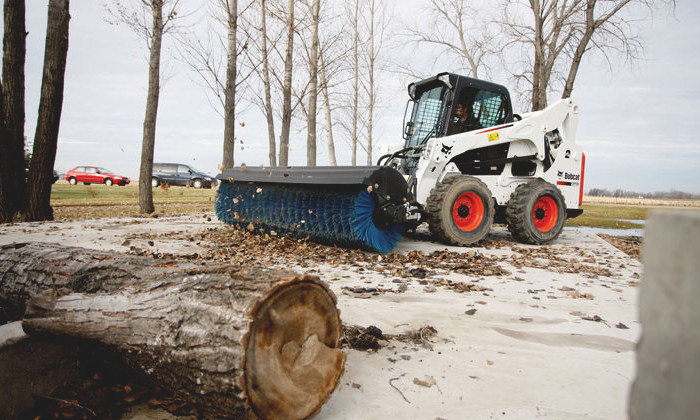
[215,72,585,252]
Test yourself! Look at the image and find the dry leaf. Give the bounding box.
[413,376,437,388]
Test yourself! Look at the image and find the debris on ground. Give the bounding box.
[598,234,641,259]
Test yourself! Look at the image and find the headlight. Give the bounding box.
[205,177,211,181]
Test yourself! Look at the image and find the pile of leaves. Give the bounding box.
[341,324,439,352]
[151,225,513,281]
[598,234,641,259]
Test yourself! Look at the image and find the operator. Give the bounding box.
[449,102,471,135]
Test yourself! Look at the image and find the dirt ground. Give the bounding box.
[1,214,643,419]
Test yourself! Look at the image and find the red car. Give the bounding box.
[65,166,130,186]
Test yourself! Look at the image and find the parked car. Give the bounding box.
[151,163,216,189]
[24,168,61,184]
[65,166,130,186]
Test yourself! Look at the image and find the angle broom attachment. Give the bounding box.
[215,166,412,253]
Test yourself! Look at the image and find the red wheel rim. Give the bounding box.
[532,196,558,232]
[452,192,484,231]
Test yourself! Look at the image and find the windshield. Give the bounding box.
[406,84,447,148]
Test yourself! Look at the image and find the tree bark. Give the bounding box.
[22,0,69,222]
[351,0,359,166]
[260,0,276,166]
[0,242,345,420]
[366,0,376,166]
[278,0,295,167]
[306,0,320,166]
[222,0,238,169]
[0,0,27,223]
[319,48,336,166]
[139,0,163,215]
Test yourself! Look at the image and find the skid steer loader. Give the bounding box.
[215,72,585,253]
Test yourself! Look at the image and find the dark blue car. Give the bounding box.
[151,163,216,189]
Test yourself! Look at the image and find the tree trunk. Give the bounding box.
[319,48,336,166]
[261,0,276,167]
[351,0,359,166]
[22,0,69,222]
[530,0,546,111]
[222,0,238,169]
[278,0,295,167]
[139,0,163,215]
[306,0,320,166]
[366,0,375,166]
[0,242,345,420]
[562,0,597,99]
[0,0,27,223]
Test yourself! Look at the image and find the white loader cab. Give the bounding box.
[381,72,586,245]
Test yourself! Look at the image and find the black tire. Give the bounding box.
[192,179,203,189]
[505,179,566,245]
[152,177,160,188]
[104,178,113,186]
[68,177,77,185]
[426,175,494,246]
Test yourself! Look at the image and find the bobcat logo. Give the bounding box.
[441,144,453,154]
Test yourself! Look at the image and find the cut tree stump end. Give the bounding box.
[245,277,345,420]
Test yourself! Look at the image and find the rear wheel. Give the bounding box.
[68,177,77,185]
[152,177,160,187]
[426,175,494,246]
[104,178,113,186]
[505,179,566,244]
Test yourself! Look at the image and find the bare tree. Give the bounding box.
[260,0,276,166]
[359,0,390,166]
[365,0,375,166]
[500,0,672,111]
[22,0,70,222]
[109,0,180,214]
[0,0,26,222]
[277,0,294,166]
[305,0,320,165]
[318,47,336,165]
[403,0,497,78]
[561,0,666,99]
[350,0,359,166]
[222,0,239,169]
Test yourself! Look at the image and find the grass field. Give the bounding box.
[50,183,216,220]
[565,204,647,229]
[47,183,674,232]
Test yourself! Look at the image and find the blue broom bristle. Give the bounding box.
[215,181,402,253]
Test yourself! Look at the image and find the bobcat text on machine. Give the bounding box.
[215,72,585,253]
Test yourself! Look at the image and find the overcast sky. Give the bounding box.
[18,0,700,193]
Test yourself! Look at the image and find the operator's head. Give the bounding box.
[455,103,469,120]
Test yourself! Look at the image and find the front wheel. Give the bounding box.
[68,177,77,185]
[426,175,494,246]
[192,179,203,189]
[505,179,566,244]
[104,178,113,186]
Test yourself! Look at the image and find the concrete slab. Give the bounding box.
[0,214,642,419]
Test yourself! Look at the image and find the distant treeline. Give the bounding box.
[587,188,700,200]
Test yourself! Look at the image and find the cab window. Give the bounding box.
[472,90,508,127]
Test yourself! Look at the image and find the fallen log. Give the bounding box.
[0,242,345,419]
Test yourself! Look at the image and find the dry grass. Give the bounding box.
[50,183,216,221]
[583,196,700,208]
